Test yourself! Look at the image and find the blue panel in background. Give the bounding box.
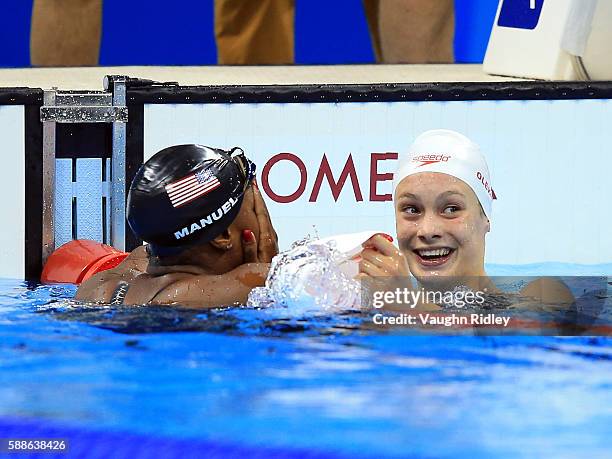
[295,0,375,65]
[0,1,32,67]
[453,0,499,63]
[75,159,103,242]
[100,0,217,66]
[54,159,74,248]
[296,0,498,65]
[105,158,111,245]
[0,1,497,68]
[498,0,544,30]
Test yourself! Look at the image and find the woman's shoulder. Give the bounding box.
[74,246,150,302]
[519,277,575,304]
[145,263,269,308]
[120,245,150,270]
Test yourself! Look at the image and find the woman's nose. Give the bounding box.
[416,213,442,242]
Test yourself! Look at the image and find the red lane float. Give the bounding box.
[41,239,128,285]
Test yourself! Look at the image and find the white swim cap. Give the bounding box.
[393,129,497,218]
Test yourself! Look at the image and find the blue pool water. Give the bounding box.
[1,264,611,458]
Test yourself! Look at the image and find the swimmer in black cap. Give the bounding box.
[76,144,278,308]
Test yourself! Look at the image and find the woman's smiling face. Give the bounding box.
[394,172,490,282]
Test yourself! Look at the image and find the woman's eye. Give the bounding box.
[402,206,419,215]
[443,205,460,214]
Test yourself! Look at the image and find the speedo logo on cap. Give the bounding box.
[412,154,451,167]
[173,197,238,240]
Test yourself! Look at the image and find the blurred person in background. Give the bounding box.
[30,0,453,66]
[365,0,454,63]
[30,0,102,66]
[216,0,455,64]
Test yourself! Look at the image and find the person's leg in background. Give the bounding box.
[364,0,454,63]
[363,0,383,62]
[30,0,102,66]
[215,0,294,64]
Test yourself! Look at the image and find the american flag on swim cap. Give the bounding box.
[165,168,221,208]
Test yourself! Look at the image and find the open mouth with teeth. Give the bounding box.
[413,247,455,267]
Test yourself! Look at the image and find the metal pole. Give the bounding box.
[110,77,127,251]
[41,89,57,265]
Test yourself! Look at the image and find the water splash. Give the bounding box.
[248,237,362,314]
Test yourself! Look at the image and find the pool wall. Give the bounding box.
[2,76,612,279]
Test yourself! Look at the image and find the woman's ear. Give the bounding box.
[210,229,233,251]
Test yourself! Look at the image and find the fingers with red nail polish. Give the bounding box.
[242,229,255,243]
[358,233,408,278]
[242,229,257,263]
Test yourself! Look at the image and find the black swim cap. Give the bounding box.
[127,144,255,256]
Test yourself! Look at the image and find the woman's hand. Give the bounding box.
[357,234,424,311]
[242,181,279,263]
[358,234,409,278]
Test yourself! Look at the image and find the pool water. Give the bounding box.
[1,264,611,458]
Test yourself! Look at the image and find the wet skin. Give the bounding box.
[394,172,489,283]
[75,182,278,308]
[358,172,574,307]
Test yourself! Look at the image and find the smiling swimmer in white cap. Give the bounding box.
[358,129,574,305]
[393,129,495,283]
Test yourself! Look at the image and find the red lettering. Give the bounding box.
[261,153,307,203]
[370,152,398,202]
[477,171,494,197]
[309,154,363,202]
